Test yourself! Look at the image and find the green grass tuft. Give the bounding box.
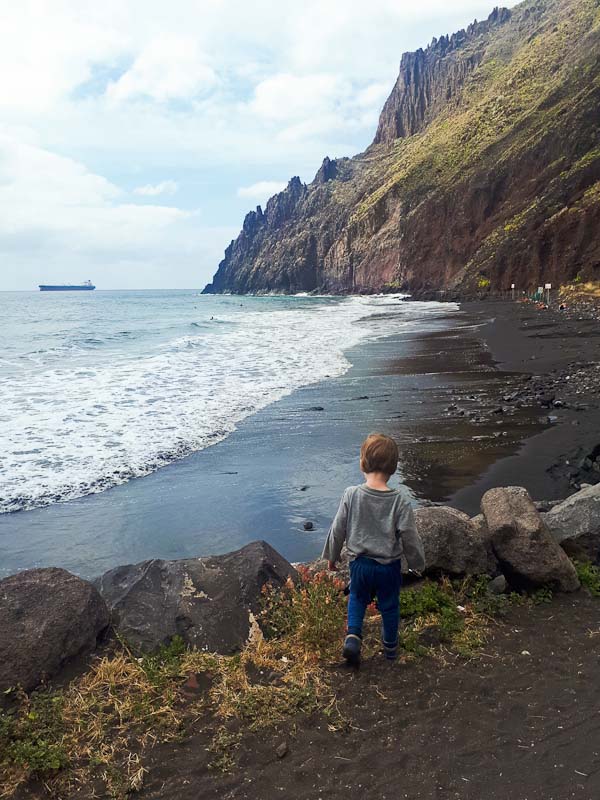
[0,692,68,777]
[574,560,600,596]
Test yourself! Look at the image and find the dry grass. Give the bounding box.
[0,570,347,797]
[0,571,527,797]
[559,280,600,300]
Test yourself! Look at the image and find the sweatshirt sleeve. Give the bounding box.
[321,489,349,563]
[397,502,425,573]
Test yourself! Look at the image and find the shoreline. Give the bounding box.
[450,301,600,510]
[1,299,598,579]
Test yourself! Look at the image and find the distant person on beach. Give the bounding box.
[322,433,425,665]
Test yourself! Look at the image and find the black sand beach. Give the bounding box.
[3,298,600,800]
[1,299,598,579]
[126,593,600,800]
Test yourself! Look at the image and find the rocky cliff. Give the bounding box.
[203,0,600,296]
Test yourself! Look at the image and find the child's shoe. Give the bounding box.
[381,625,398,660]
[382,640,398,660]
[342,633,362,665]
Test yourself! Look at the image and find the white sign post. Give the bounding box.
[545,282,552,305]
[511,282,515,301]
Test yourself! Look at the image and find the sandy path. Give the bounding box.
[137,593,600,800]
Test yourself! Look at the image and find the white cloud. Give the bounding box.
[133,180,178,196]
[0,133,231,289]
[249,73,344,122]
[106,35,217,104]
[0,134,120,227]
[355,82,392,109]
[0,0,522,288]
[237,181,287,202]
[0,15,120,113]
[0,134,188,244]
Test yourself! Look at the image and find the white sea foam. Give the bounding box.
[0,295,455,513]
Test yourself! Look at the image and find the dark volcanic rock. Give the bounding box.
[94,541,297,654]
[415,506,491,576]
[0,568,109,693]
[481,487,580,592]
[543,483,600,563]
[314,156,340,184]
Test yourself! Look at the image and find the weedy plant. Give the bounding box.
[574,560,600,597]
[395,575,556,660]
[0,569,349,797]
[260,566,347,662]
[0,567,573,796]
[0,691,68,781]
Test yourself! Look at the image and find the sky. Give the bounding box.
[0,0,518,291]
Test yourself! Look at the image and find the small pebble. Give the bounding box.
[275,742,288,759]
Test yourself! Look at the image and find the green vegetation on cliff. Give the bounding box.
[204,0,600,296]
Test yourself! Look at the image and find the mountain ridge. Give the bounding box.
[203,0,600,296]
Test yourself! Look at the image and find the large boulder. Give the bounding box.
[470,513,500,576]
[0,568,109,693]
[543,484,600,563]
[414,507,491,576]
[94,541,298,654]
[481,487,580,592]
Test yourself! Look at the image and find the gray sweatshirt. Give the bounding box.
[322,485,425,570]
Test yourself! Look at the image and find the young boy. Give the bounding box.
[322,433,425,664]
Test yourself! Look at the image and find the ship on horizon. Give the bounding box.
[39,280,96,292]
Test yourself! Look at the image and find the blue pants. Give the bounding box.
[347,557,402,645]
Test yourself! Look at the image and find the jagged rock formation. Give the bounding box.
[374,8,512,144]
[203,0,600,296]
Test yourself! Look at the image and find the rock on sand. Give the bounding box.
[415,506,492,576]
[543,483,600,563]
[481,487,580,592]
[94,540,297,654]
[0,568,109,693]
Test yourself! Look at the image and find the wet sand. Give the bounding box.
[450,301,600,511]
[1,300,598,579]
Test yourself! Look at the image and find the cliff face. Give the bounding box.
[374,7,512,144]
[203,0,600,296]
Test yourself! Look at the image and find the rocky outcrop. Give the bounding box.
[481,487,580,592]
[543,483,600,563]
[0,568,109,693]
[374,8,511,144]
[94,541,297,654]
[415,506,492,575]
[314,156,344,184]
[204,0,600,296]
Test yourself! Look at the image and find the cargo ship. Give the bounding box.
[39,280,95,291]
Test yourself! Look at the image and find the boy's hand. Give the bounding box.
[328,560,338,571]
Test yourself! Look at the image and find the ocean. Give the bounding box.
[0,290,452,517]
